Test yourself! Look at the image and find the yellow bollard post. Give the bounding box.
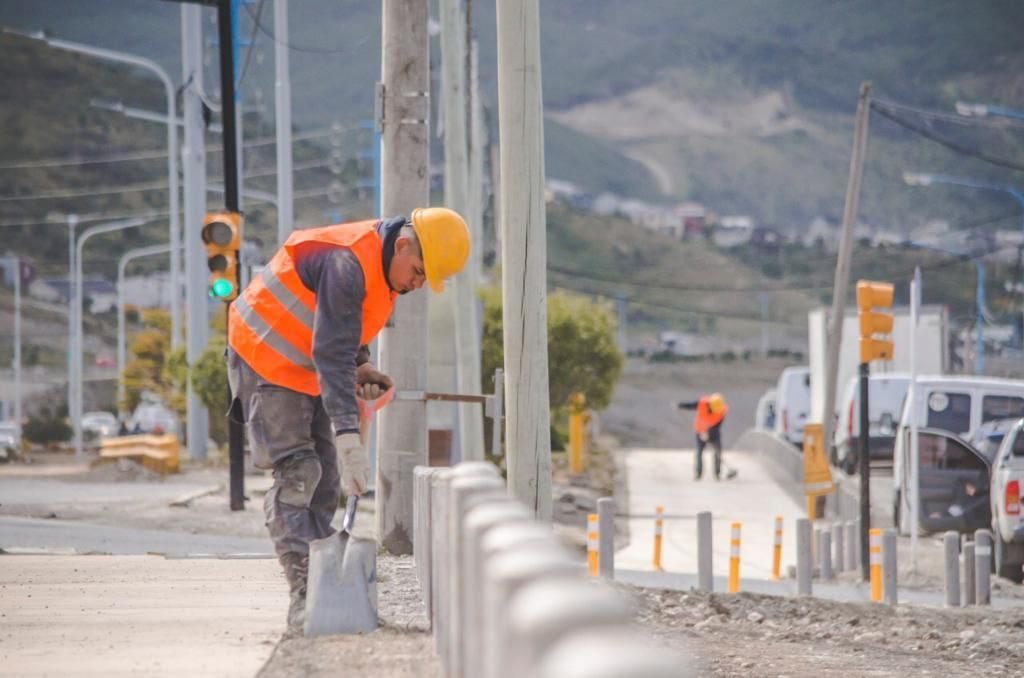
[728,522,742,593]
[771,515,783,580]
[869,528,882,602]
[587,513,599,577]
[568,392,586,475]
[652,505,664,571]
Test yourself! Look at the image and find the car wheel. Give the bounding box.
[995,532,1024,583]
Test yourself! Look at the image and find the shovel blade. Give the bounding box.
[304,532,378,636]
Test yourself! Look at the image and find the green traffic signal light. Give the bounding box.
[210,278,235,299]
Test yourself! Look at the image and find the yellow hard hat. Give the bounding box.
[410,207,471,292]
[708,393,726,414]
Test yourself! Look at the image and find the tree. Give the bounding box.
[121,309,181,415]
[480,284,623,412]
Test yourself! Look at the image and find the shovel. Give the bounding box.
[303,495,378,636]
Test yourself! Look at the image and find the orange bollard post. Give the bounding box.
[870,528,882,602]
[771,515,783,580]
[587,513,599,577]
[652,506,664,571]
[728,522,742,592]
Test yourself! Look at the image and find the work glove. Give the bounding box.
[336,432,369,496]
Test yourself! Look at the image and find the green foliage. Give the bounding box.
[23,406,71,444]
[480,284,624,412]
[121,309,182,416]
[189,336,229,445]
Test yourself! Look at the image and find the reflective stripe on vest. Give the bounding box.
[694,397,727,433]
[228,219,397,396]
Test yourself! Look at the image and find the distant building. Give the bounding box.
[32,278,117,313]
[677,202,706,240]
[712,216,754,248]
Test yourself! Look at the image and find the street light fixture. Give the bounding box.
[955,100,1024,122]
[5,28,184,352]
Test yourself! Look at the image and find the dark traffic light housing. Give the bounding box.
[202,211,241,301]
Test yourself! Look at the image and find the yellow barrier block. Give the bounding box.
[99,434,180,474]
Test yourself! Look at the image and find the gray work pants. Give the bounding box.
[226,349,340,559]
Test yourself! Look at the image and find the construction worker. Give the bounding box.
[225,208,470,632]
[677,393,731,480]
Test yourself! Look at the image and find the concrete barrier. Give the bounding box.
[961,538,976,606]
[413,459,693,678]
[502,577,630,678]
[98,434,179,474]
[697,511,713,591]
[796,518,812,596]
[944,531,960,607]
[597,497,615,580]
[536,627,693,678]
[975,529,992,606]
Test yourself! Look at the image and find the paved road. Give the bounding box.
[0,515,273,556]
[0,555,285,677]
[616,448,806,580]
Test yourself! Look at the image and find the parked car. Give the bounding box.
[832,373,910,474]
[82,411,118,441]
[128,402,178,435]
[893,427,992,536]
[0,421,18,461]
[754,389,777,431]
[990,417,1024,582]
[892,376,1024,535]
[773,366,810,447]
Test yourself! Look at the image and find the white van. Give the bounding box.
[892,376,1024,534]
[754,389,777,431]
[832,373,911,474]
[774,366,810,447]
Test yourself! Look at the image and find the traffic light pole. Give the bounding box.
[217,0,245,511]
[858,360,871,580]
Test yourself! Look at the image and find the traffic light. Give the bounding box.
[202,211,241,301]
[856,280,894,363]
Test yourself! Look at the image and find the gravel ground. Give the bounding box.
[628,584,1024,677]
[258,554,440,678]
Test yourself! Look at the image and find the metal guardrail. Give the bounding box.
[414,462,691,678]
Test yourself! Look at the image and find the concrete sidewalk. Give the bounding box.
[0,554,286,677]
[616,448,805,579]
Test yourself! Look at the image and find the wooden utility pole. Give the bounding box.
[441,0,485,462]
[377,0,430,554]
[496,0,552,519]
[822,82,872,469]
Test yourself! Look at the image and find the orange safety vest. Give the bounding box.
[228,219,397,396]
[693,396,727,434]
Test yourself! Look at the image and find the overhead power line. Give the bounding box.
[871,100,1024,173]
[872,98,1024,132]
[0,124,357,171]
[242,1,371,54]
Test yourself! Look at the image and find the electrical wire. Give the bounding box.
[0,180,169,203]
[0,124,355,171]
[237,0,267,88]
[242,1,371,55]
[871,100,1024,173]
[872,98,1024,132]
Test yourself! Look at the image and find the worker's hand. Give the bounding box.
[698,431,710,442]
[356,363,393,391]
[357,382,383,400]
[335,432,369,496]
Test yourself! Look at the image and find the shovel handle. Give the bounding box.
[342,494,359,534]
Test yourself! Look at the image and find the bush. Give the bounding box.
[23,407,71,444]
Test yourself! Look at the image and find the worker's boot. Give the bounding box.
[280,551,309,634]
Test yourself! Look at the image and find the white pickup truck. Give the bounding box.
[991,417,1024,583]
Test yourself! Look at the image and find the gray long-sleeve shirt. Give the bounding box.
[292,217,403,434]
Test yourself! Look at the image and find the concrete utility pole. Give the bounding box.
[822,82,872,453]
[273,0,294,246]
[441,0,485,462]
[468,40,486,283]
[377,0,431,554]
[496,0,552,519]
[181,4,210,461]
[67,214,78,431]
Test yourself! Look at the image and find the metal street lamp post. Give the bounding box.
[0,257,22,447]
[117,244,175,420]
[74,218,148,458]
[12,30,185,352]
